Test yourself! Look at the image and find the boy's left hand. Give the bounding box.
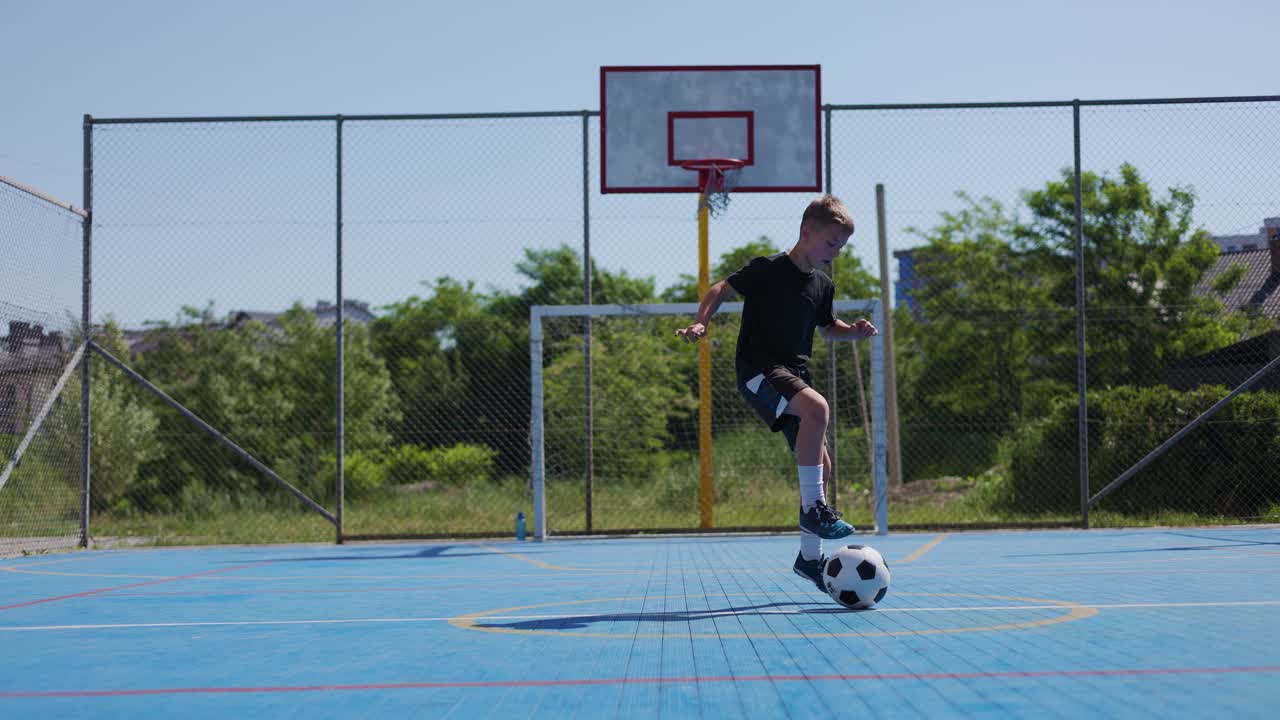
[852,319,878,338]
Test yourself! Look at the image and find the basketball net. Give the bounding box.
[683,159,744,219]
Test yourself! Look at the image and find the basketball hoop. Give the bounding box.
[681,158,745,218]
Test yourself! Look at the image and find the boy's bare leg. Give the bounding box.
[783,387,829,466]
[785,385,853,589]
[791,438,851,587]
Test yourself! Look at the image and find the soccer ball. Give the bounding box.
[823,544,891,609]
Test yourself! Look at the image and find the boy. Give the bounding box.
[675,195,878,591]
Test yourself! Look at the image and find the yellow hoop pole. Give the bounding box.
[697,200,713,529]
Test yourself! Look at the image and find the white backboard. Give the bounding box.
[600,65,822,194]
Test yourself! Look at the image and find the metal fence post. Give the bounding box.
[875,185,902,491]
[80,114,93,548]
[530,306,547,541]
[824,104,839,510]
[870,300,889,535]
[336,115,345,543]
[1072,100,1090,529]
[582,111,593,533]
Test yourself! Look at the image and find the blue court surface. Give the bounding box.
[3,527,1279,719]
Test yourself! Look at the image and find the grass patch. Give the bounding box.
[34,428,1280,547]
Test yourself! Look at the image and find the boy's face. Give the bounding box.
[803,221,852,266]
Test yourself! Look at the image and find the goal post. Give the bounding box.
[530,299,889,540]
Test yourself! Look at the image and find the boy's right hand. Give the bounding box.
[675,323,707,343]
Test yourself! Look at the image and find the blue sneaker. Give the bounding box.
[792,551,826,592]
[799,501,855,539]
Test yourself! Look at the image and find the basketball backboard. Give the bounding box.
[600,65,822,194]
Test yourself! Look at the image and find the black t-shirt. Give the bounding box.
[726,253,835,383]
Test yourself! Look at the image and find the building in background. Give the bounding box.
[894,218,1280,324]
[0,322,70,435]
[1210,217,1280,254]
[228,299,376,331]
[1198,218,1280,319]
[893,248,924,320]
[1168,218,1280,391]
[125,299,376,357]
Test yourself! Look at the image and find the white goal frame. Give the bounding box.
[529,299,889,540]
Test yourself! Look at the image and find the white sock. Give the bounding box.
[800,530,823,561]
[798,464,824,510]
[798,464,825,561]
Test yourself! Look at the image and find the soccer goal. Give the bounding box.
[529,299,888,540]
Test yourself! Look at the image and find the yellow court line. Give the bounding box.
[481,537,954,574]
[0,548,189,577]
[897,533,949,564]
[449,591,1097,639]
[0,568,168,579]
[0,552,111,571]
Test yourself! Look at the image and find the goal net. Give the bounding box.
[529,300,888,539]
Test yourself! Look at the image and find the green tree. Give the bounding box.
[829,246,880,300]
[372,279,480,449]
[134,305,279,505]
[1021,163,1261,386]
[51,319,163,514]
[905,165,1268,418]
[268,305,399,499]
[374,245,660,477]
[505,245,657,309]
[901,195,1058,419]
[135,303,398,506]
[544,330,696,481]
[892,165,1269,480]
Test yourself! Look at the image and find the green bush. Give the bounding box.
[426,443,498,485]
[900,424,1003,482]
[49,321,164,515]
[833,426,872,492]
[132,304,399,510]
[384,444,435,486]
[1008,385,1280,516]
[543,330,696,482]
[318,450,386,499]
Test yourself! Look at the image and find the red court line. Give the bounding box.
[0,562,278,612]
[5,666,1279,697]
[100,578,612,598]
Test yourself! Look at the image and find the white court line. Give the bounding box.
[2,599,1277,632]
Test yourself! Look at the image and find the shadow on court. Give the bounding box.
[222,545,550,564]
[1003,530,1280,558]
[473,600,858,631]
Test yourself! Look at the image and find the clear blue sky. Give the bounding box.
[9,0,1278,204]
[4,0,1279,326]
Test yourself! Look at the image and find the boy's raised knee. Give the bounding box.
[801,393,829,426]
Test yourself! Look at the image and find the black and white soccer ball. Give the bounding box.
[822,544,891,610]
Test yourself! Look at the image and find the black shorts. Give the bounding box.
[738,366,811,452]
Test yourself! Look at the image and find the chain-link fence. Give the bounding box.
[830,104,1085,527]
[828,99,1280,527]
[0,177,85,557]
[1078,101,1280,523]
[7,95,1278,549]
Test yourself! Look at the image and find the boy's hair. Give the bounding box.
[801,194,855,233]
